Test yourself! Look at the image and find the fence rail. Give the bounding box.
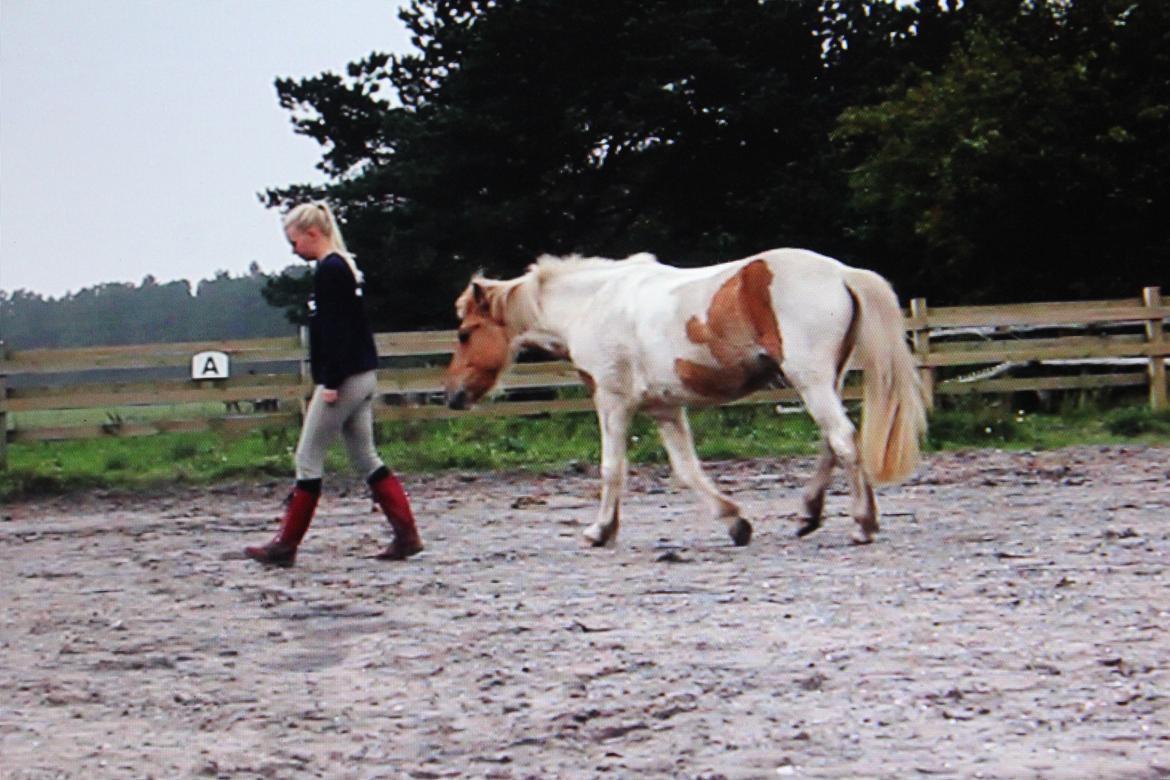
[1,286,1166,469]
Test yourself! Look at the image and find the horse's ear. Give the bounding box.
[472,282,491,313]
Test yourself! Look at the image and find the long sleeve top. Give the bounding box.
[307,253,378,389]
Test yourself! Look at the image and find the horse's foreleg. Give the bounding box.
[797,441,837,537]
[583,397,632,547]
[794,381,878,543]
[654,408,751,546]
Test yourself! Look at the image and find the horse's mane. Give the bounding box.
[456,272,539,333]
[458,252,659,327]
[531,252,659,285]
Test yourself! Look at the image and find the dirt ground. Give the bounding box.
[2,445,1169,780]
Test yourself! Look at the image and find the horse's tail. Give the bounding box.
[843,268,927,484]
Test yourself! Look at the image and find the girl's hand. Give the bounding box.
[321,389,339,404]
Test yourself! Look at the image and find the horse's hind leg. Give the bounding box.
[653,407,751,546]
[791,379,879,544]
[583,394,632,547]
[797,441,836,537]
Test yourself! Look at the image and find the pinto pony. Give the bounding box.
[445,249,926,546]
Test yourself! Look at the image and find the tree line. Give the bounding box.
[0,264,298,350]
[262,0,1168,332]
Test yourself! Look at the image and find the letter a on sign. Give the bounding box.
[192,351,230,380]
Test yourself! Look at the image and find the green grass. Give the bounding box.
[367,406,825,473]
[0,426,298,498]
[11,402,236,428]
[3,401,1169,501]
[927,399,1170,450]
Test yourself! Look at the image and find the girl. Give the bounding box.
[245,201,423,566]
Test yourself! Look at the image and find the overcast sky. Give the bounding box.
[1,1,413,298]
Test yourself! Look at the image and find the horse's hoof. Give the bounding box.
[852,518,879,545]
[796,518,822,538]
[583,526,611,547]
[728,518,752,547]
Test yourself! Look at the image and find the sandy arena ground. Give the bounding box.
[2,445,1169,779]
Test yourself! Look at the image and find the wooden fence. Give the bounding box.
[1,286,1166,469]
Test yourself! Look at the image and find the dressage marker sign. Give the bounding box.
[191,351,230,380]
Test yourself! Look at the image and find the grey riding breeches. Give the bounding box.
[294,370,384,481]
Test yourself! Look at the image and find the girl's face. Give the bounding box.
[286,226,328,261]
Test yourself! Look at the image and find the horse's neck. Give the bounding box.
[526,271,608,340]
[500,274,553,341]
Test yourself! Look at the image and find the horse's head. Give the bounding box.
[444,279,513,410]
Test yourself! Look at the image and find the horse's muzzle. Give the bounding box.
[446,389,470,411]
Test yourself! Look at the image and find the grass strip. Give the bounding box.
[3,401,1168,501]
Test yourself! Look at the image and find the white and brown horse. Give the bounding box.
[444,248,926,546]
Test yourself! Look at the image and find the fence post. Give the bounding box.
[0,373,8,472]
[909,297,935,410]
[0,339,7,470]
[1143,286,1167,412]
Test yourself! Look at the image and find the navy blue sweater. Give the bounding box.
[307,254,378,389]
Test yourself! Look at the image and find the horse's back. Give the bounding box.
[605,247,856,351]
[753,247,851,287]
[557,248,865,402]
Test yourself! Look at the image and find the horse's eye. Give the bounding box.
[458,330,470,344]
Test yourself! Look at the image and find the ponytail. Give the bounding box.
[283,201,364,284]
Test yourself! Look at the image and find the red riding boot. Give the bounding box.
[244,483,320,567]
[369,468,423,560]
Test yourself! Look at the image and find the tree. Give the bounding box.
[264,0,935,328]
[834,0,1170,302]
[0,272,295,349]
[267,0,1166,316]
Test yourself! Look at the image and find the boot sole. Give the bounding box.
[374,544,423,561]
[244,549,297,567]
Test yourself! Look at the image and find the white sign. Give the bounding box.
[191,350,230,380]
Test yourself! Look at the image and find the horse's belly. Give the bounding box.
[635,352,781,411]
[672,353,781,404]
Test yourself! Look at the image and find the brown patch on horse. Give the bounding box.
[739,259,783,361]
[836,284,861,381]
[674,259,784,399]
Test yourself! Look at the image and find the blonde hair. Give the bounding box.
[283,201,364,284]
